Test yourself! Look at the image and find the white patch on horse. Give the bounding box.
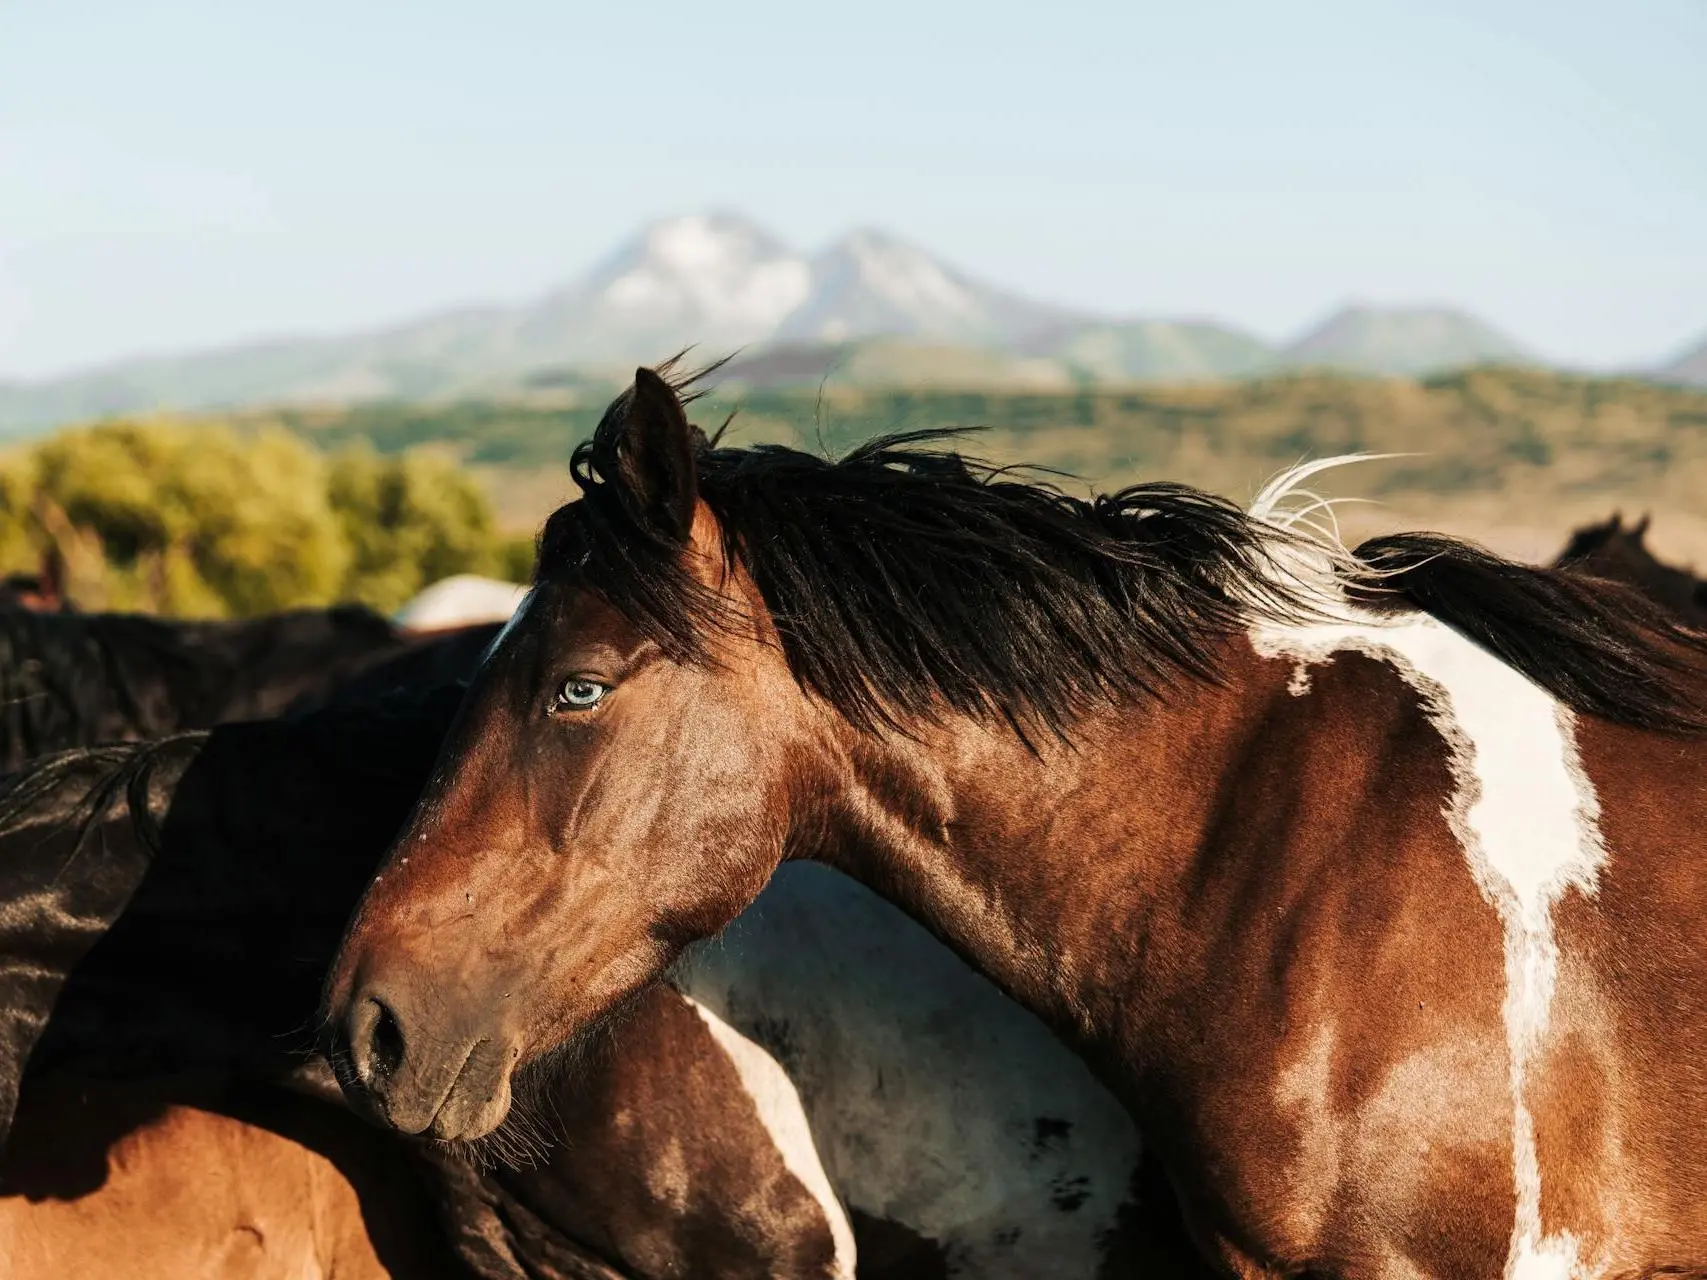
[679,864,1142,1278]
[684,995,857,1280]
[393,574,530,630]
[1250,460,1607,1280]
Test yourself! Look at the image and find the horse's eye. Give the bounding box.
[555,677,609,711]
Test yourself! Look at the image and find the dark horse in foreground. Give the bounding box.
[327,367,1707,1279]
[0,693,850,1279]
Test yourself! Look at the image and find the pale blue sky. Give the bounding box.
[1,0,1703,377]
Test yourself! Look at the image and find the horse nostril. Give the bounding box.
[344,994,407,1088]
[367,998,406,1080]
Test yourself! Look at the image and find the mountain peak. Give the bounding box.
[775,228,1072,346]
[629,212,795,272]
[518,213,811,363]
[1657,331,1707,387]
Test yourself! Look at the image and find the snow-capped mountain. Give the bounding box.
[0,214,1087,432]
[521,217,1076,358]
[777,229,1073,347]
[3,211,1698,434]
[506,213,814,364]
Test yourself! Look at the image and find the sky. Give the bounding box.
[1,0,1703,379]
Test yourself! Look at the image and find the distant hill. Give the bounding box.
[245,366,1707,496]
[1281,306,1531,376]
[1036,320,1277,381]
[717,320,1277,391]
[0,308,524,432]
[1657,332,1707,387]
[718,339,1079,391]
[3,212,1699,435]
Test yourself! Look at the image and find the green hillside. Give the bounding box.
[1041,321,1278,382]
[233,365,1707,507]
[49,366,1707,574]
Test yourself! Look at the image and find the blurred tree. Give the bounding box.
[328,444,505,613]
[0,467,40,573]
[0,418,520,617]
[497,533,538,583]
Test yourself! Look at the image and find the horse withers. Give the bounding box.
[324,366,1707,1279]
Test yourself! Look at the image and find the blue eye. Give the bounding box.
[556,677,609,710]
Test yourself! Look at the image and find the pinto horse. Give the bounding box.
[326,365,1707,1280]
[0,686,1196,1277]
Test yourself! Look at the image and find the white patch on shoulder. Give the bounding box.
[1248,461,1607,1280]
[684,995,857,1280]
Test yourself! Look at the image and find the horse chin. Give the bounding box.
[334,1031,518,1142]
[422,1047,516,1143]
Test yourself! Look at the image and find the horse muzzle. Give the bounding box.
[324,986,519,1142]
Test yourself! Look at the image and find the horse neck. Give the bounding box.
[807,639,1291,1091]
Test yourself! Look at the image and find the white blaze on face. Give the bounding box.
[683,996,858,1280]
[1252,602,1606,1280]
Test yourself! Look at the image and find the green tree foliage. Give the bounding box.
[0,418,527,617]
[328,443,511,613]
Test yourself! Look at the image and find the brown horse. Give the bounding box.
[3,996,843,1280]
[1554,513,1707,627]
[325,367,1707,1279]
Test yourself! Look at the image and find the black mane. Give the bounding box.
[539,375,1707,736]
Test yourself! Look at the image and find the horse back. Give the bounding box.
[0,1075,457,1280]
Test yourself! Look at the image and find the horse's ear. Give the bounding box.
[613,367,700,542]
[1632,513,1652,541]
